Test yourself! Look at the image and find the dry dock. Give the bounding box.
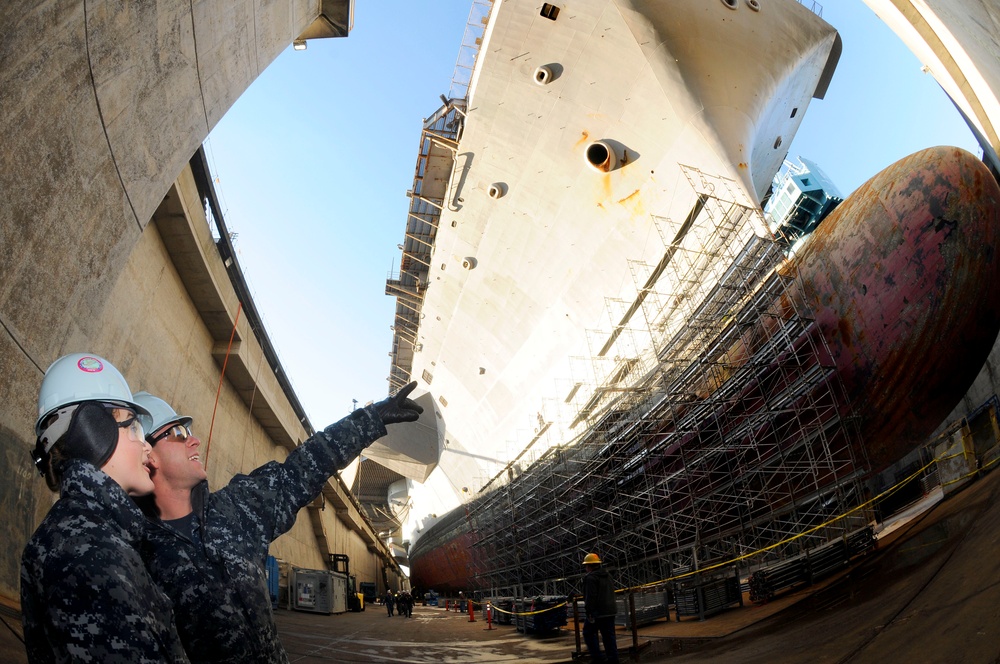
[281,463,1000,663]
[1,466,999,663]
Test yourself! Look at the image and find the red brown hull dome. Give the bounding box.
[792,146,1000,472]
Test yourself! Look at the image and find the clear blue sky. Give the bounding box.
[204,0,982,431]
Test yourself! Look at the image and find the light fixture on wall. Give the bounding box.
[293,39,307,51]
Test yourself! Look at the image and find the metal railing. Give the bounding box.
[796,0,823,17]
[448,0,495,100]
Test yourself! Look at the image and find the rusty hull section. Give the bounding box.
[409,528,478,595]
[792,146,1000,473]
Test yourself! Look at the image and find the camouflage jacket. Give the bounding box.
[140,406,387,664]
[20,459,189,664]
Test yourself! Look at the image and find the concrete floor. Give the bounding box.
[274,467,1000,663]
[2,467,1000,663]
[278,605,577,663]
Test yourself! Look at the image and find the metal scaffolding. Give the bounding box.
[387,100,466,393]
[462,167,871,598]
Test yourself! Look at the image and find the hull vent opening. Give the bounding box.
[586,141,619,172]
[534,65,554,85]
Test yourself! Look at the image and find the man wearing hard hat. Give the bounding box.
[131,383,422,663]
[581,552,619,664]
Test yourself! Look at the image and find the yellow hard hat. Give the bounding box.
[582,553,602,565]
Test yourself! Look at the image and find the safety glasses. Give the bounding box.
[109,408,145,442]
[150,424,193,444]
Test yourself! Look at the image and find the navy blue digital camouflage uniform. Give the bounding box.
[20,459,189,664]
[140,406,388,664]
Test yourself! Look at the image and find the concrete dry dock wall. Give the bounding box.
[148,158,395,582]
[0,0,397,607]
[864,0,1000,162]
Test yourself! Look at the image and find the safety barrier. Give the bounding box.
[515,596,568,633]
[445,595,569,634]
[488,597,516,625]
[617,448,988,598]
[746,526,876,604]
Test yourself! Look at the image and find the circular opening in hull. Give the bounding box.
[534,65,553,85]
[586,141,618,172]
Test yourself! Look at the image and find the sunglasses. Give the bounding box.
[149,424,193,444]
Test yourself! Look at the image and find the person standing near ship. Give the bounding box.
[398,590,413,618]
[133,383,422,663]
[21,353,189,663]
[581,553,620,664]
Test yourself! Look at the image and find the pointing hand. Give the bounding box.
[374,382,424,426]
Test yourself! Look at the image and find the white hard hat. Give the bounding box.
[35,353,151,435]
[132,391,192,441]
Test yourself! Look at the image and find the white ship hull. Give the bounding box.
[386,0,841,542]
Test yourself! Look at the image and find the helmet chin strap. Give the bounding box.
[30,440,50,477]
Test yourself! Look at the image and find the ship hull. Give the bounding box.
[410,147,1000,593]
[408,528,477,595]
[399,0,842,551]
[795,146,1000,471]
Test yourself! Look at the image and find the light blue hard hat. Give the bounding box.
[35,353,152,435]
[132,391,193,441]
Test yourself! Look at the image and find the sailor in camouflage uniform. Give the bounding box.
[21,353,189,663]
[134,382,422,663]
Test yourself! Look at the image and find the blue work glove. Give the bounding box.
[374,382,423,425]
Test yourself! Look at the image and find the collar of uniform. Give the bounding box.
[59,458,147,542]
[191,478,210,521]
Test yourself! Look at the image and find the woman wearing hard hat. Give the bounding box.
[20,353,189,663]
